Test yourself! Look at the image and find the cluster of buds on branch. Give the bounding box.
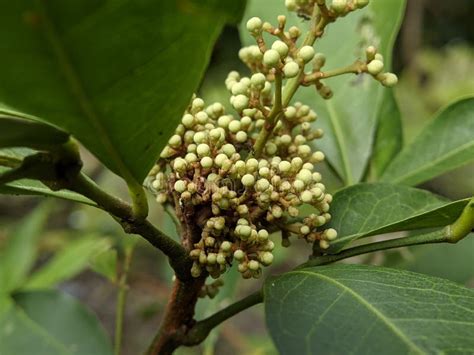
[146,0,396,281]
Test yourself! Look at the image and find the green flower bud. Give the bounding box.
[248,260,260,271]
[182,113,195,128]
[293,179,305,192]
[174,180,187,193]
[217,115,232,128]
[288,26,301,38]
[298,46,315,63]
[246,17,263,33]
[260,252,274,266]
[233,249,245,261]
[297,169,313,184]
[220,241,232,252]
[231,82,248,96]
[192,98,205,112]
[263,49,281,67]
[232,94,250,111]
[283,61,300,78]
[381,72,398,87]
[246,158,259,173]
[241,174,256,187]
[207,253,217,265]
[196,143,210,157]
[216,253,227,265]
[271,40,289,57]
[319,239,330,249]
[367,59,384,75]
[235,131,248,143]
[355,0,369,9]
[228,120,241,133]
[200,156,213,169]
[285,0,297,11]
[324,228,338,241]
[301,190,313,203]
[256,178,270,191]
[222,143,236,157]
[191,263,202,277]
[251,73,266,88]
[330,0,347,13]
[311,151,325,163]
[238,262,248,273]
[195,111,208,124]
[278,160,292,174]
[300,225,310,235]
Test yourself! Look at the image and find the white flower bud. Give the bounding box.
[260,252,274,266]
[231,82,248,96]
[301,190,313,203]
[228,120,241,133]
[196,143,210,157]
[173,158,187,172]
[278,161,292,173]
[220,241,232,252]
[297,169,313,184]
[217,115,232,128]
[195,111,208,124]
[300,225,310,235]
[311,151,325,163]
[234,249,245,261]
[331,0,347,13]
[285,0,297,11]
[293,179,305,192]
[256,178,270,191]
[182,113,194,128]
[258,229,269,240]
[324,228,338,241]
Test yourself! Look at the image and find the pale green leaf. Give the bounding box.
[265,264,474,354]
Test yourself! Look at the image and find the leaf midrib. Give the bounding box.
[37,1,135,182]
[294,270,425,354]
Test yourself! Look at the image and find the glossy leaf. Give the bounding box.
[0,0,244,183]
[265,264,474,354]
[381,97,474,186]
[0,290,112,355]
[0,203,51,294]
[22,237,112,290]
[241,0,406,184]
[327,183,469,252]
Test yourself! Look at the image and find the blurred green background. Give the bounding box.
[1,1,473,354]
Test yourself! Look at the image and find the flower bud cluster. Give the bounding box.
[284,0,369,19]
[365,46,398,87]
[147,88,334,279]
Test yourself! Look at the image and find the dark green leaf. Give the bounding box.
[384,232,474,285]
[327,183,469,252]
[241,0,406,184]
[0,0,244,183]
[0,202,51,294]
[381,96,474,186]
[368,91,403,179]
[265,264,474,354]
[0,115,69,150]
[0,148,95,205]
[22,236,112,290]
[0,290,113,355]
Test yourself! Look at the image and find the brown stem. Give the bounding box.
[146,277,206,355]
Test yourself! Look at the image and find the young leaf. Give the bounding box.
[265,264,474,354]
[0,290,113,355]
[0,148,95,205]
[327,183,469,252]
[240,0,406,184]
[0,202,52,294]
[0,0,244,183]
[22,237,112,290]
[381,96,474,186]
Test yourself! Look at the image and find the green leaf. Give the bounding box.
[22,236,112,290]
[327,183,469,252]
[381,96,474,186]
[90,249,118,283]
[0,202,52,294]
[368,91,403,179]
[0,115,69,150]
[0,148,95,205]
[265,264,474,354]
[0,290,112,355]
[0,0,244,183]
[241,0,406,184]
[384,233,474,285]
